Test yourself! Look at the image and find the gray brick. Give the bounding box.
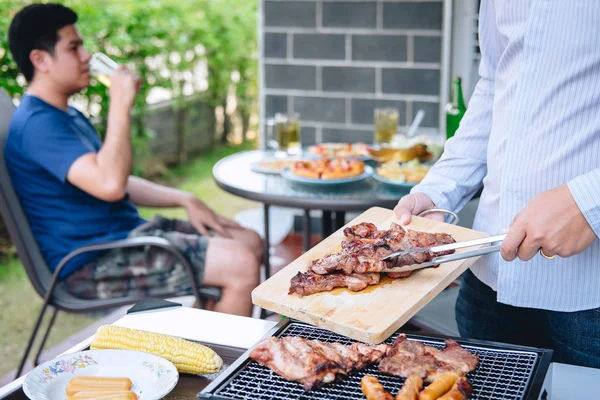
[293,34,345,60]
[352,35,408,62]
[412,102,440,128]
[300,126,317,146]
[382,68,440,96]
[264,33,287,58]
[293,96,346,123]
[322,67,376,93]
[265,64,316,90]
[264,1,316,28]
[322,127,373,143]
[414,36,442,63]
[383,2,443,30]
[322,2,376,29]
[351,99,407,126]
[265,95,288,118]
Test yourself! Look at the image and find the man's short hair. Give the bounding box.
[8,3,78,82]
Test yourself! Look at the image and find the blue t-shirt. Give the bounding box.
[5,95,145,278]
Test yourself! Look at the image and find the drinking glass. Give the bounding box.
[266,113,301,155]
[89,52,119,87]
[374,108,399,146]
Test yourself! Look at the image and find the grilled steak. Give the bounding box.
[249,336,391,390]
[289,271,381,296]
[379,334,479,382]
[307,224,456,276]
[291,222,457,296]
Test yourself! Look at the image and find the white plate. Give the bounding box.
[370,170,418,189]
[281,165,373,185]
[23,350,179,400]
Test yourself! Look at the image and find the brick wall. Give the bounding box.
[260,0,445,146]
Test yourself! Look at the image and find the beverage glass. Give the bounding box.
[89,52,119,87]
[266,113,301,155]
[374,108,399,146]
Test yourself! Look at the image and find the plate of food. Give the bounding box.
[307,143,372,160]
[368,143,434,164]
[372,160,431,188]
[23,349,179,400]
[250,158,300,175]
[281,159,372,185]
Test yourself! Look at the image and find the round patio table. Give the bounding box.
[213,150,412,278]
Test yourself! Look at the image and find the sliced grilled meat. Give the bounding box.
[249,336,391,390]
[289,271,381,296]
[379,334,479,382]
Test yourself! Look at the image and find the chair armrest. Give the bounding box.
[53,236,221,302]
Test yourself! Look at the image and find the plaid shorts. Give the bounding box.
[64,216,210,300]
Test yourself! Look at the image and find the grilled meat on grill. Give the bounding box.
[424,340,481,381]
[379,334,479,382]
[249,336,391,390]
[289,271,381,296]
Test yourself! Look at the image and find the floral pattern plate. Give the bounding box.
[23,350,178,400]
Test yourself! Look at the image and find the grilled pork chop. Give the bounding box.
[378,334,479,382]
[289,271,381,296]
[249,336,391,390]
[307,223,456,276]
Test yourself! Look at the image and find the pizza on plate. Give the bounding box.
[291,159,365,180]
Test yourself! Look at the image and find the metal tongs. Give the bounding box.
[382,234,506,273]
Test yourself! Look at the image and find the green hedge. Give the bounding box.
[0,0,258,161]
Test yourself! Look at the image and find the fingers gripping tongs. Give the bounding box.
[381,234,507,273]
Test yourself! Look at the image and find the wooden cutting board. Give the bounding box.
[252,207,489,344]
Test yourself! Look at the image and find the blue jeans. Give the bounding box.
[456,269,600,368]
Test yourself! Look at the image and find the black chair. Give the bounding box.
[0,89,221,378]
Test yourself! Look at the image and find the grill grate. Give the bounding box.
[215,323,539,400]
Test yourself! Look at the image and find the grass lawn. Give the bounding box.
[0,142,259,377]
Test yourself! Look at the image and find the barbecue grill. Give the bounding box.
[199,319,552,400]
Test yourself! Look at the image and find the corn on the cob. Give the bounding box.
[90,325,223,375]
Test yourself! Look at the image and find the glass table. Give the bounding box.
[212,150,412,278]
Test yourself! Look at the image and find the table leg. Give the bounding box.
[303,209,311,252]
[260,204,272,320]
[321,210,332,240]
[263,204,271,280]
[334,211,346,231]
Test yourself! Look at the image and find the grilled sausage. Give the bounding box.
[395,374,423,400]
[437,377,472,400]
[418,372,458,400]
[361,375,394,400]
[65,377,133,396]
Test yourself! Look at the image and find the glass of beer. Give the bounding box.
[267,113,301,155]
[89,52,119,87]
[374,108,399,147]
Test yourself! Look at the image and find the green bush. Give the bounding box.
[0,0,258,163]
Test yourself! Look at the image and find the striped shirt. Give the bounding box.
[413,0,600,312]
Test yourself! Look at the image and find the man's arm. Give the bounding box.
[127,176,241,238]
[500,176,598,261]
[409,1,501,212]
[567,169,600,237]
[66,67,139,202]
[126,175,191,207]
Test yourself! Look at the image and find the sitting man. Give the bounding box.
[5,3,262,317]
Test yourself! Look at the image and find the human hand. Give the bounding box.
[393,192,444,224]
[183,196,241,238]
[501,184,597,261]
[109,66,142,109]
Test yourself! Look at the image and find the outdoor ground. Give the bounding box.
[0,143,259,378]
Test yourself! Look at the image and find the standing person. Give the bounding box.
[394,1,600,367]
[6,3,263,317]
